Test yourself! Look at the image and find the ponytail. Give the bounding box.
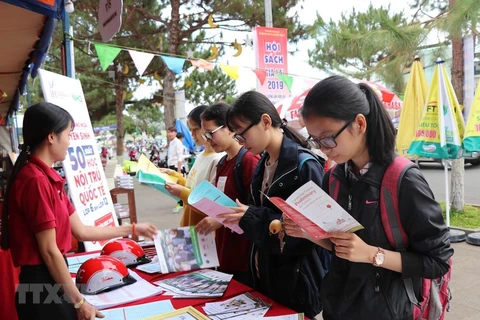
[358,83,396,165]
[280,122,310,149]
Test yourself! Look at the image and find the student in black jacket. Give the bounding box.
[283,76,453,320]
[219,91,326,318]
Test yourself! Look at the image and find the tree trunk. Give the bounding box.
[163,0,181,130]
[449,0,465,211]
[115,66,125,163]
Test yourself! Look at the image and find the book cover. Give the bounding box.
[154,269,233,298]
[153,226,219,274]
[268,181,363,240]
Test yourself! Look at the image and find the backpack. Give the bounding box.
[328,156,452,320]
[216,146,249,202]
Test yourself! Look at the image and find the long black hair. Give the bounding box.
[201,102,232,128]
[226,91,309,148]
[187,105,209,127]
[301,75,396,165]
[1,102,74,249]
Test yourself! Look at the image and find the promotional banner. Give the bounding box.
[463,80,480,152]
[38,69,118,251]
[254,27,289,103]
[408,60,463,159]
[396,57,428,158]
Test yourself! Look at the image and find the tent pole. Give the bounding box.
[62,11,74,78]
[444,160,450,227]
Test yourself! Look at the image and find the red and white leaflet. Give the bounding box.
[268,181,363,240]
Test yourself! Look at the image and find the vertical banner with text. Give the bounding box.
[254,27,289,104]
[38,69,118,251]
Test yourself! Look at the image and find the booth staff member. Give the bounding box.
[0,102,157,320]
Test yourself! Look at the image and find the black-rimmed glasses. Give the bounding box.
[307,119,354,149]
[233,122,256,143]
[202,125,224,141]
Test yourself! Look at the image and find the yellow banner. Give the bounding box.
[396,59,428,157]
[443,66,465,139]
[463,80,480,151]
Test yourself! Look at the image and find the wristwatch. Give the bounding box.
[74,297,86,309]
[373,247,385,267]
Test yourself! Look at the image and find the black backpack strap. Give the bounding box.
[233,147,248,201]
[297,147,325,177]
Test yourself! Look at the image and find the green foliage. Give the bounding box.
[308,4,427,93]
[185,66,237,105]
[93,113,136,137]
[440,202,480,229]
[127,101,164,136]
[434,0,480,39]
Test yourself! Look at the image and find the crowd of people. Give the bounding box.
[1,75,453,320]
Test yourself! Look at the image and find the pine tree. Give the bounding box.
[308,4,427,93]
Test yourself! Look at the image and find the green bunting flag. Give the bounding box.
[94,43,122,71]
[276,74,293,91]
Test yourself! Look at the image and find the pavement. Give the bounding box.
[105,159,480,320]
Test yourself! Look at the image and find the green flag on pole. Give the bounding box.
[94,43,122,71]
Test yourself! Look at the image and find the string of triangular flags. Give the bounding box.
[93,43,295,91]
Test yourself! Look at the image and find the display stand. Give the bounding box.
[110,187,138,241]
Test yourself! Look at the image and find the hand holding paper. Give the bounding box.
[188,181,244,234]
[283,215,310,240]
[164,181,183,197]
[329,231,377,264]
[219,199,249,225]
[136,155,179,200]
[195,217,223,235]
[267,181,363,240]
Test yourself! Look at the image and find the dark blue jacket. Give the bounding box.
[239,136,325,318]
[321,162,453,320]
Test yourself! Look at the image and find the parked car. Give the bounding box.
[416,152,480,168]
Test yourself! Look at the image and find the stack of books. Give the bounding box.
[115,175,134,189]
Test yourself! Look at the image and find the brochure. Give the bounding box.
[153,226,219,274]
[267,181,364,240]
[101,300,174,320]
[188,180,244,234]
[78,270,163,310]
[66,252,100,274]
[154,269,233,298]
[203,293,271,320]
[135,154,179,200]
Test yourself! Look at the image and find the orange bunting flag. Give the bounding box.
[189,59,214,71]
[253,69,267,85]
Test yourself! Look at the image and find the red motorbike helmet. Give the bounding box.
[101,238,151,267]
[76,255,136,295]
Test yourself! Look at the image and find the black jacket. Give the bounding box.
[239,136,326,318]
[321,162,454,320]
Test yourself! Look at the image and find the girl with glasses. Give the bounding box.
[284,75,453,320]
[218,91,327,318]
[195,102,260,287]
[162,105,225,227]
